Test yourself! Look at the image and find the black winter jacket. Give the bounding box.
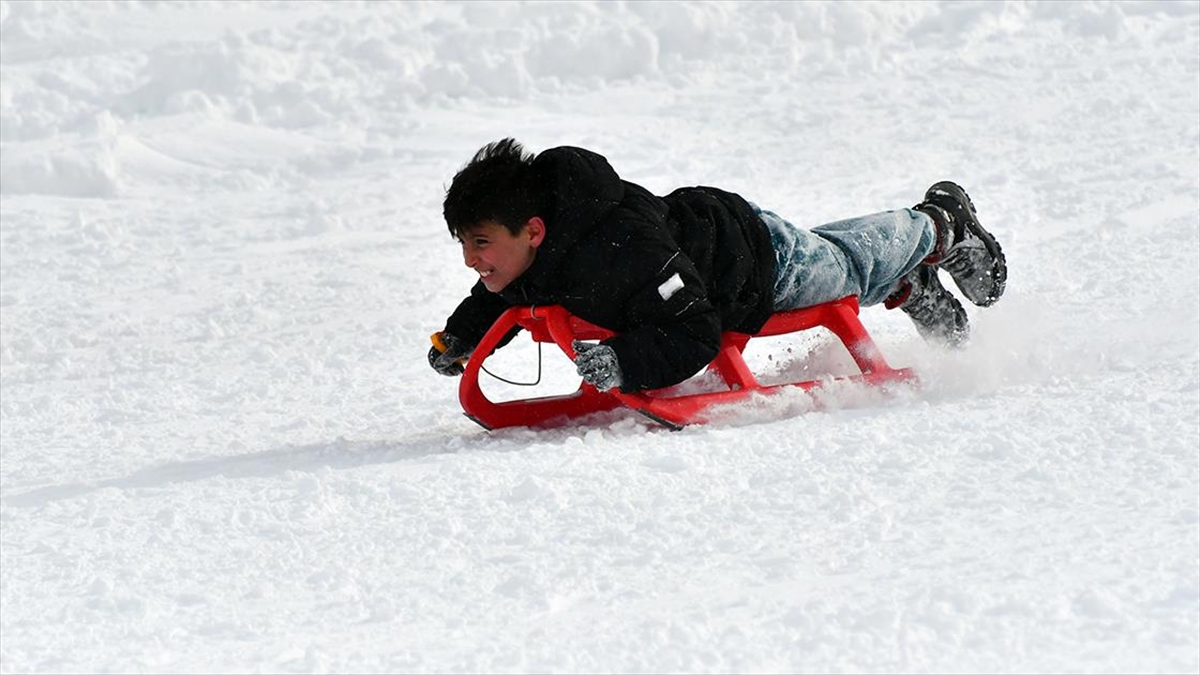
[443,146,776,392]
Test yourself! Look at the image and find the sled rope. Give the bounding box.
[480,342,543,386]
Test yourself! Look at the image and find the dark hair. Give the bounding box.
[443,138,544,238]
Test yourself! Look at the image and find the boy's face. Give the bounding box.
[459,217,545,293]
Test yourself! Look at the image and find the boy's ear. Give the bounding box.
[525,216,546,247]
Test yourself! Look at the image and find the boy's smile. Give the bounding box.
[459,218,545,292]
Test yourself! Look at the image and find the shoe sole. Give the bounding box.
[928,181,1007,307]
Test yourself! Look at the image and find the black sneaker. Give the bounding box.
[885,264,969,347]
[915,181,1007,307]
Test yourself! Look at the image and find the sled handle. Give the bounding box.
[457,306,624,430]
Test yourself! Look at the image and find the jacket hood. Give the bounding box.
[525,146,624,276]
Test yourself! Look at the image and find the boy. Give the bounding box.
[429,139,1006,393]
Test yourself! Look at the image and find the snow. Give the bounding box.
[1,0,1198,672]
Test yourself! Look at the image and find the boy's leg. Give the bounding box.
[756,205,936,310]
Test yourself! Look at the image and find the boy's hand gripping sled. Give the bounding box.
[454,296,914,430]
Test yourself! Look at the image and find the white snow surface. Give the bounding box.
[2,1,1198,672]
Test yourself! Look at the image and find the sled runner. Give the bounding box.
[455,296,915,431]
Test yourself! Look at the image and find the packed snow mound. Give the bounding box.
[4,1,1195,137]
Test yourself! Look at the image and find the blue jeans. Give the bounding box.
[752,204,936,309]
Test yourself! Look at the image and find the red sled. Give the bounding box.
[458,296,916,431]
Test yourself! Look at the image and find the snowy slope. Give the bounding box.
[1,1,1198,672]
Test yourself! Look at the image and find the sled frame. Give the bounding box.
[458,296,915,430]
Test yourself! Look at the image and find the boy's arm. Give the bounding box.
[442,281,520,351]
[602,254,723,392]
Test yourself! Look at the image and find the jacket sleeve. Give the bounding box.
[443,281,520,350]
[602,251,722,392]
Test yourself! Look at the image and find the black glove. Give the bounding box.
[572,340,623,392]
[428,332,473,376]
